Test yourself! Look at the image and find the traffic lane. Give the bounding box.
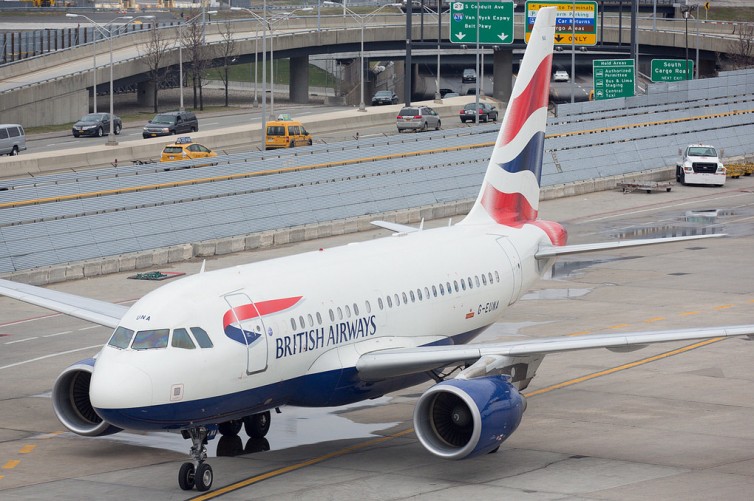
[23,102,355,155]
[1,181,751,497]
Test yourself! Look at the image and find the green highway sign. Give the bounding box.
[450,1,514,45]
[593,59,635,100]
[525,1,598,45]
[651,59,694,82]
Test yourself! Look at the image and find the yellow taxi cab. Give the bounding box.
[160,137,218,163]
[264,116,312,150]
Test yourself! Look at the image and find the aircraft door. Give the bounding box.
[223,293,268,374]
[496,237,523,304]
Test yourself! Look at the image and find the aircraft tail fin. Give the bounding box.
[461,7,557,227]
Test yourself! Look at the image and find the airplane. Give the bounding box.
[0,7,752,493]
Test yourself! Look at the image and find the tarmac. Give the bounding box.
[1,175,752,500]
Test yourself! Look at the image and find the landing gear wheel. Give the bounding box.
[218,419,243,436]
[195,463,213,492]
[178,462,195,490]
[244,411,271,438]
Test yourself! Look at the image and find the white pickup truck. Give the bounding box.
[676,144,726,186]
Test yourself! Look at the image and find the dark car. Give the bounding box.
[439,88,456,98]
[371,90,399,106]
[460,102,498,123]
[462,68,477,83]
[142,111,198,138]
[72,113,122,138]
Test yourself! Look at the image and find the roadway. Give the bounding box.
[1,176,752,499]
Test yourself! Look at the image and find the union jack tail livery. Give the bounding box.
[462,7,557,227]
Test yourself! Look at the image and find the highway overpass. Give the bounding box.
[0,12,746,127]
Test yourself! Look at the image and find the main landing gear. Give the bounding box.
[177,410,273,492]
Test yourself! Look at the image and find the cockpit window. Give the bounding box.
[132,329,170,350]
[108,326,134,349]
[191,327,214,348]
[172,328,196,349]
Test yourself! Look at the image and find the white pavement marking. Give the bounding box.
[4,337,39,345]
[0,344,102,371]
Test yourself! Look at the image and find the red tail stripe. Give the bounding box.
[500,55,552,147]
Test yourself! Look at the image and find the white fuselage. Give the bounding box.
[89,222,554,430]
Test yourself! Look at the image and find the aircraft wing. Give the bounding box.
[355,324,754,380]
[535,234,724,259]
[0,278,127,329]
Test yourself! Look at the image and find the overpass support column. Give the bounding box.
[136,80,156,108]
[290,55,309,104]
[492,49,513,104]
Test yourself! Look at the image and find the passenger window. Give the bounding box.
[395,293,401,306]
[417,289,422,301]
[439,283,445,295]
[387,295,393,307]
[191,327,214,348]
[447,282,452,293]
[475,276,481,287]
[482,274,487,285]
[402,292,408,303]
[290,318,296,330]
[299,316,305,329]
[108,326,134,349]
[432,285,437,297]
[337,307,343,320]
[132,329,170,350]
[454,280,459,292]
[329,309,335,322]
[488,272,493,284]
[410,290,416,302]
[424,287,430,299]
[316,312,322,325]
[378,298,383,310]
[495,271,500,282]
[365,300,371,313]
[468,277,473,289]
[172,328,196,349]
[461,279,466,291]
[307,314,314,327]
[353,303,359,316]
[345,305,351,318]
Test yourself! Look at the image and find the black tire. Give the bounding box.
[679,171,686,185]
[10,146,18,156]
[421,122,428,132]
[114,124,121,135]
[492,113,498,122]
[73,132,80,138]
[96,127,103,137]
[435,120,441,130]
[482,114,488,123]
[289,141,295,148]
[244,411,271,438]
[307,138,312,145]
[191,126,197,132]
[675,166,681,182]
[178,462,195,491]
[218,419,242,436]
[194,463,213,492]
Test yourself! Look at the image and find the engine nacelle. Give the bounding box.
[52,358,122,436]
[413,376,526,459]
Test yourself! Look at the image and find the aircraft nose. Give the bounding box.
[89,361,153,409]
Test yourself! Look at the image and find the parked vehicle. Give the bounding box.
[553,70,569,82]
[160,137,217,163]
[371,90,399,105]
[439,88,456,98]
[396,106,441,132]
[143,111,198,138]
[676,144,726,186]
[72,113,122,138]
[265,120,312,150]
[462,68,477,83]
[459,102,498,123]
[0,124,26,156]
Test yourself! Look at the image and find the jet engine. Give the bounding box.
[51,358,122,436]
[413,376,526,459]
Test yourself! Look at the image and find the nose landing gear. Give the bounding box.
[178,426,216,492]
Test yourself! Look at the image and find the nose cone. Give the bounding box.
[90,361,153,410]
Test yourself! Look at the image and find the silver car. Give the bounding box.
[396,106,442,132]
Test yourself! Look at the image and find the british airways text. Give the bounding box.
[275,315,377,359]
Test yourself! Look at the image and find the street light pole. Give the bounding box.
[66,14,153,146]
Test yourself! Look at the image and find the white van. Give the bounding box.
[0,124,26,156]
